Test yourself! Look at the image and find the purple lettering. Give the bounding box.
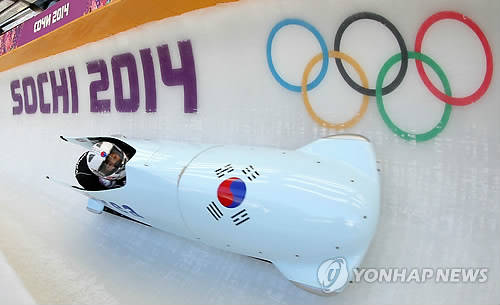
[22,77,37,114]
[68,66,79,113]
[37,72,50,113]
[111,53,139,113]
[11,80,23,115]
[109,201,124,211]
[157,40,197,113]
[87,59,110,112]
[122,205,144,218]
[49,69,69,113]
[140,48,156,113]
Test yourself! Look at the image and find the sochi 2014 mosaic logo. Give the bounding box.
[266,11,493,142]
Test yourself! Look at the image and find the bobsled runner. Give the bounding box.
[49,134,380,295]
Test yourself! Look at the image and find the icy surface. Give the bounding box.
[0,250,36,304]
[0,0,499,304]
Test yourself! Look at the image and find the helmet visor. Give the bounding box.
[97,146,125,177]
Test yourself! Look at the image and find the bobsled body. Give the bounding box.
[59,135,380,294]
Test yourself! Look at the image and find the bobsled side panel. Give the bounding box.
[178,144,379,289]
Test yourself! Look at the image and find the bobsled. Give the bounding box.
[50,134,380,294]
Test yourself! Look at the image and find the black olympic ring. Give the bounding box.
[333,12,409,96]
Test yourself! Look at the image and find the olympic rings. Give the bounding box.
[334,12,408,97]
[415,11,493,106]
[302,51,369,130]
[266,19,329,92]
[266,11,493,142]
[376,52,452,142]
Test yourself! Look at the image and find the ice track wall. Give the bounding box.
[0,0,499,304]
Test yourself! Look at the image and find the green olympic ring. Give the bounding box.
[376,51,452,142]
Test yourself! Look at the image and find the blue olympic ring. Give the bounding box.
[266,18,329,92]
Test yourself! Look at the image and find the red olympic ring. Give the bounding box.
[415,11,493,106]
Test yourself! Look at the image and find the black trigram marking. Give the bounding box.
[242,165,260,181]
[215,164,234,178]
[207,202,223,220]
[231,209,250,226]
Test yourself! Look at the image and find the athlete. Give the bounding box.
[75,141,127,191]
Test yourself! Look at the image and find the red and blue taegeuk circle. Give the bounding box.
[217,177,246,208]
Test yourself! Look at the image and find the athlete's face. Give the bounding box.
[104,152,122,172]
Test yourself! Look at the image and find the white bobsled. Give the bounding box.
[52,134,380,294]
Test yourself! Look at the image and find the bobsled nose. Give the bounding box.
[274,173,380,295]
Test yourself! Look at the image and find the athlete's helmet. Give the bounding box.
[87,141,127,180]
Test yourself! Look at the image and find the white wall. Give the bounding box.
[0,0,498,303]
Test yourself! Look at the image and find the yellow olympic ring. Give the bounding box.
[301,51,369,130]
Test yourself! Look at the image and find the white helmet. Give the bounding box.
[87,141,127,180]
